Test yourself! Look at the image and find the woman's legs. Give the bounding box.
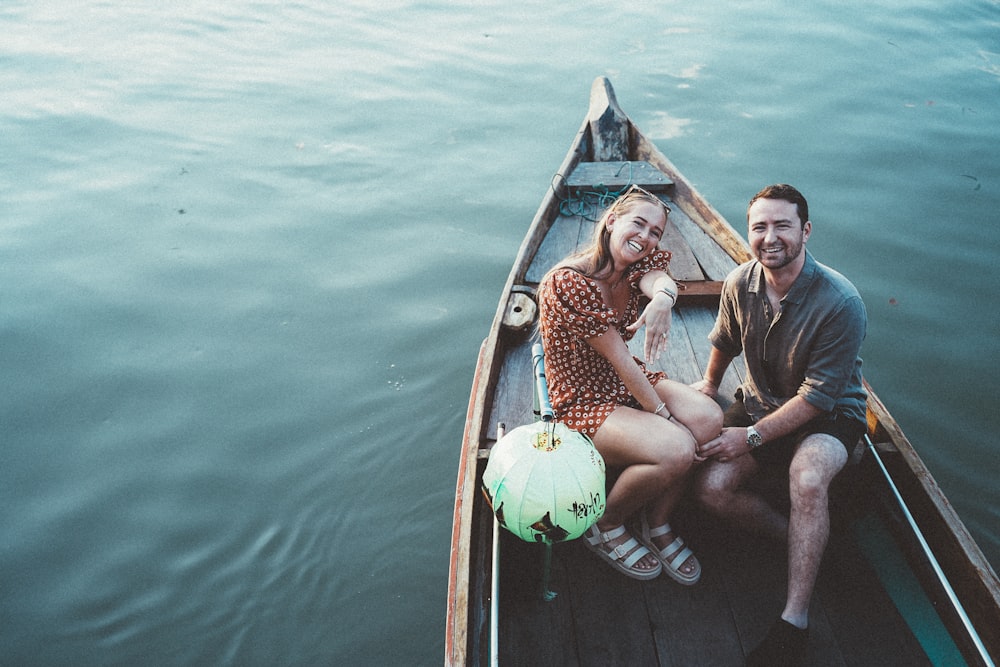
[591,403,705,574]
[639,381,722,576]
[655,378,725,446]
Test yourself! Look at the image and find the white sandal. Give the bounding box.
[584,523,662,580]
[641,516,701,585]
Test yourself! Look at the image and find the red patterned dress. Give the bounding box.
[537,250,671,438]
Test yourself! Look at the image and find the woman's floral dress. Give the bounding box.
[537,250,671,438]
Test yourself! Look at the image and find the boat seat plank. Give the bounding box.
[566,160,673,193]
[675,280,724,305]
[525,214,589,284]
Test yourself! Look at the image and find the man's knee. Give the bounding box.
[788,467,828,507]
[788,436,845,506]
[694,465,738,510]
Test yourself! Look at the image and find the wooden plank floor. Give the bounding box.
[487,303,933,665]
[496,497,932,666]
[487,305,741,445]
[486,181,930,665]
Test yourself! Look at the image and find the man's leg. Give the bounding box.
[746,434,848,666]
[695,452,787,541]
[781,433,848,628]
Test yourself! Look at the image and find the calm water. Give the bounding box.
[2,1,998,664]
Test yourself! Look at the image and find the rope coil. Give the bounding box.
[552,162,640,221]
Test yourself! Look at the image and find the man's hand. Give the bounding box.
[697,427,751,462]
[691,378,719,399]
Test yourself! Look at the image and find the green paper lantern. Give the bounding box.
[482,421,606,544]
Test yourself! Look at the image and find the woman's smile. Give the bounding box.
[608,200,666,266]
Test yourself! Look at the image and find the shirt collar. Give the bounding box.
[748,250,817,304]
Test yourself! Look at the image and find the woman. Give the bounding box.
[537,185,722,583]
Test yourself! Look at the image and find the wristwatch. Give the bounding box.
[746,425,763,450]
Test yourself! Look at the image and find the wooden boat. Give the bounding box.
[445,77,1000,666]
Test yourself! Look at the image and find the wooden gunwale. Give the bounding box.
[445,114,592,667]
[628,82,1000,659]
[445,77,1000,666]
[864,383,1000,660]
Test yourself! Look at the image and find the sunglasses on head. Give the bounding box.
[615,184,671,215]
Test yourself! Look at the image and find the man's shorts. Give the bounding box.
[723,397,866,467]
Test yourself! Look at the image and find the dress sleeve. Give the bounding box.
[541,269,614,339]
[626,249,672,289]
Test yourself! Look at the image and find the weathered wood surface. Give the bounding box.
[525,213,588,285]
[588,77,629,162]
[495,503,933,667]
[566,160,673,193]
[447,76,1000,667]
[501,290,537,334]
[524,192,733,286]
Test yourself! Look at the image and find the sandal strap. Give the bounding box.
[611,537,652,568]
[668,545,695,571]
[647,521,688,561]
[586,524,627,546]
[647,522,673,539]
[586,525,653,568]
[659,535,687,561]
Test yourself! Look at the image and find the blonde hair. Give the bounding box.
[549,185,670,280]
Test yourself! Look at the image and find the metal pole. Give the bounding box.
[866,434,994,666]
[531,343,559,602]
[489,424,505,667]
[531,343,554,422]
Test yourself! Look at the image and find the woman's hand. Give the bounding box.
[627,292,674,362]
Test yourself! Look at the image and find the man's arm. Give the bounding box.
[697,395,824,462]
[752,395,824,443]
[692,345,734,399]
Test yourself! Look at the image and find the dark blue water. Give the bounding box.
[2,1,998,664]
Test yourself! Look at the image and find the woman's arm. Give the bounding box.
[585,327,670,418]
[639,269,678,302]
[628,269,677,362]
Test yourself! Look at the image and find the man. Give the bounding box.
[693,184,867,666]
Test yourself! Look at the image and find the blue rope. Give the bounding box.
[552,162,637,221]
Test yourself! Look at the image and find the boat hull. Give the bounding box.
[445,77,1000,666]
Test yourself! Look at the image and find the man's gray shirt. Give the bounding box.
[709,250,867,424]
